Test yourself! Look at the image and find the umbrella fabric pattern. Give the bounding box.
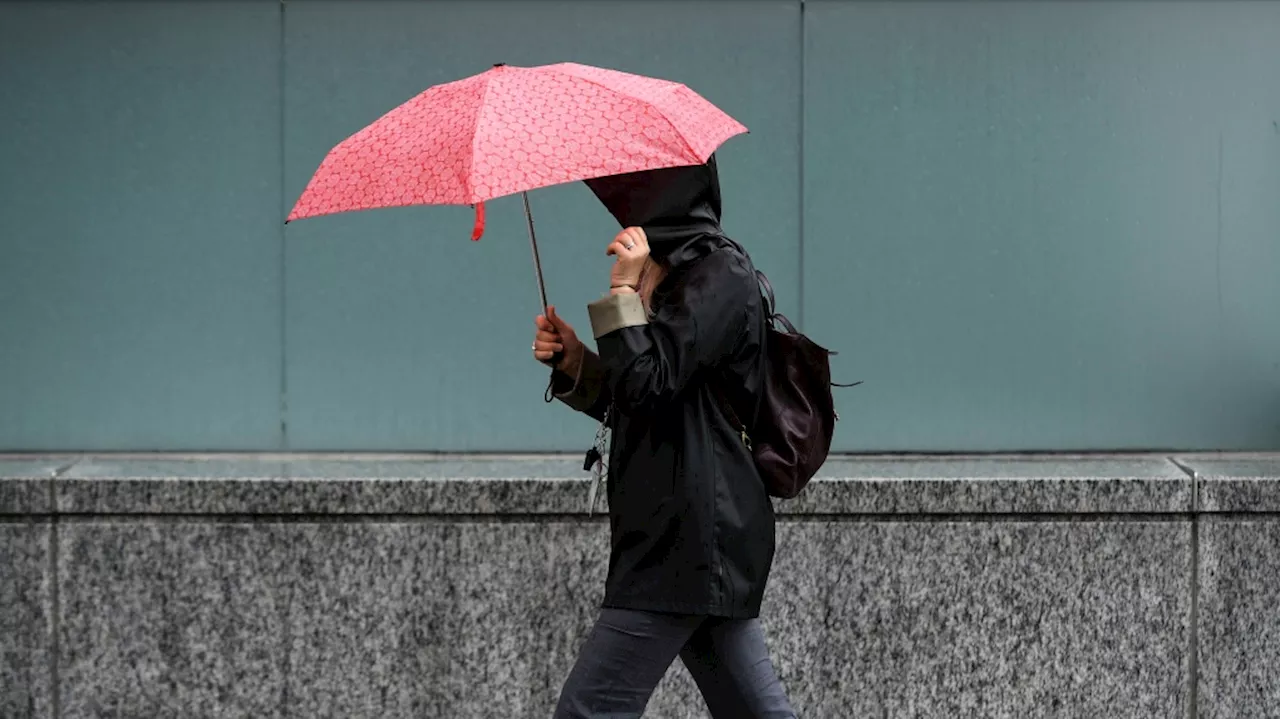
[287,62,747,237]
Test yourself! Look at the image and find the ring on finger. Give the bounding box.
[624,243,635,250]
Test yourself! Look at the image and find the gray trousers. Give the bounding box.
[553,608,797,718]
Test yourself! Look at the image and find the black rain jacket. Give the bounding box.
[553,156,776,618]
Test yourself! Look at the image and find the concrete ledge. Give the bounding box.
[803,456,1190,514]
[1,453,1197,516]
[1181,455,1280,512]
[0,457,67,514]
[53,456,594,516]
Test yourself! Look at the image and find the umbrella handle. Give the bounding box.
[524,192,564,370]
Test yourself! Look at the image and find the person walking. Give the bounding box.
[532,156,796,718]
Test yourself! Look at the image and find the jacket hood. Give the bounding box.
[584,156,729,268]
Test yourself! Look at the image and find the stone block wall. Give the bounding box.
[2,454,1277,718]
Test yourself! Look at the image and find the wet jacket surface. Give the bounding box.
[554,158,776,618]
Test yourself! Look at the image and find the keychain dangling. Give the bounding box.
[584,407,611,516]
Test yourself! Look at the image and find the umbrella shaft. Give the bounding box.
[525,192,563,372]
[524,192,549,312]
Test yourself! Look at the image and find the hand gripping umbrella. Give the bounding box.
[287,62,746,313]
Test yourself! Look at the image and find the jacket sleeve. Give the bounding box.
[551,348,611,422]
[588,249,755,416]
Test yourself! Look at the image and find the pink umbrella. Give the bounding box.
[287,62,746,311]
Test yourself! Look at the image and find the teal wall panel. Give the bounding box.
[282,0,800,450]
[804,0,1280,451]
[0,0,1275,452]
[0,1,284,450]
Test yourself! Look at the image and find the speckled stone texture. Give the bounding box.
[0,522,53,719]
[801,455,1191,514]
[50,454,1193,516]
[53,518,1191,718]
[0,454,1246,717]
[766,520,1191,718]
[54,455,593,515]
[58,520,609,718]
[0,456,66,514]
[1180,455,1280,512]
[1197,518,1280,719]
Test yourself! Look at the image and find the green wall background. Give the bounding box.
[1,0,1277,452]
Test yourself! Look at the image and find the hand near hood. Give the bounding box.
[584,155,729,270]
[607,227,650,291]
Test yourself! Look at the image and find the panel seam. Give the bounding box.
[1170,455,1199,719]
[46,458,78,718]
[279,0,289,451]
[48,486,60,719]
[797,0,806,330]
[1189,512,1200,719]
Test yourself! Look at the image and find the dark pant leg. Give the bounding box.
[678,617,796,719]
[553,608,703,719]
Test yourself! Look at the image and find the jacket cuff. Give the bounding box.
[588,292,648,338]
[553,349,605,412]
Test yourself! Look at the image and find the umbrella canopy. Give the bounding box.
[286,62,747,240]
[288,61,746,322]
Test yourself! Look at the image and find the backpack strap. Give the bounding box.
[754,270,801,335]
[755,270,776,317]
[709,269,779,450]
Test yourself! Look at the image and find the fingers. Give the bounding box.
[607,227,649,257]
[537,307,561,332]
[535,306,566,362]
[541,308,567,335]
[607,240,641,259]
[533,342,563,358]
[532,328,563,359]
[621,226,647,250]
[534,321,561,345]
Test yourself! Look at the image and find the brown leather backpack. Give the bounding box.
[716,271,858,499]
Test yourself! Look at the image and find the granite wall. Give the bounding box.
[2,454,1276,718]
